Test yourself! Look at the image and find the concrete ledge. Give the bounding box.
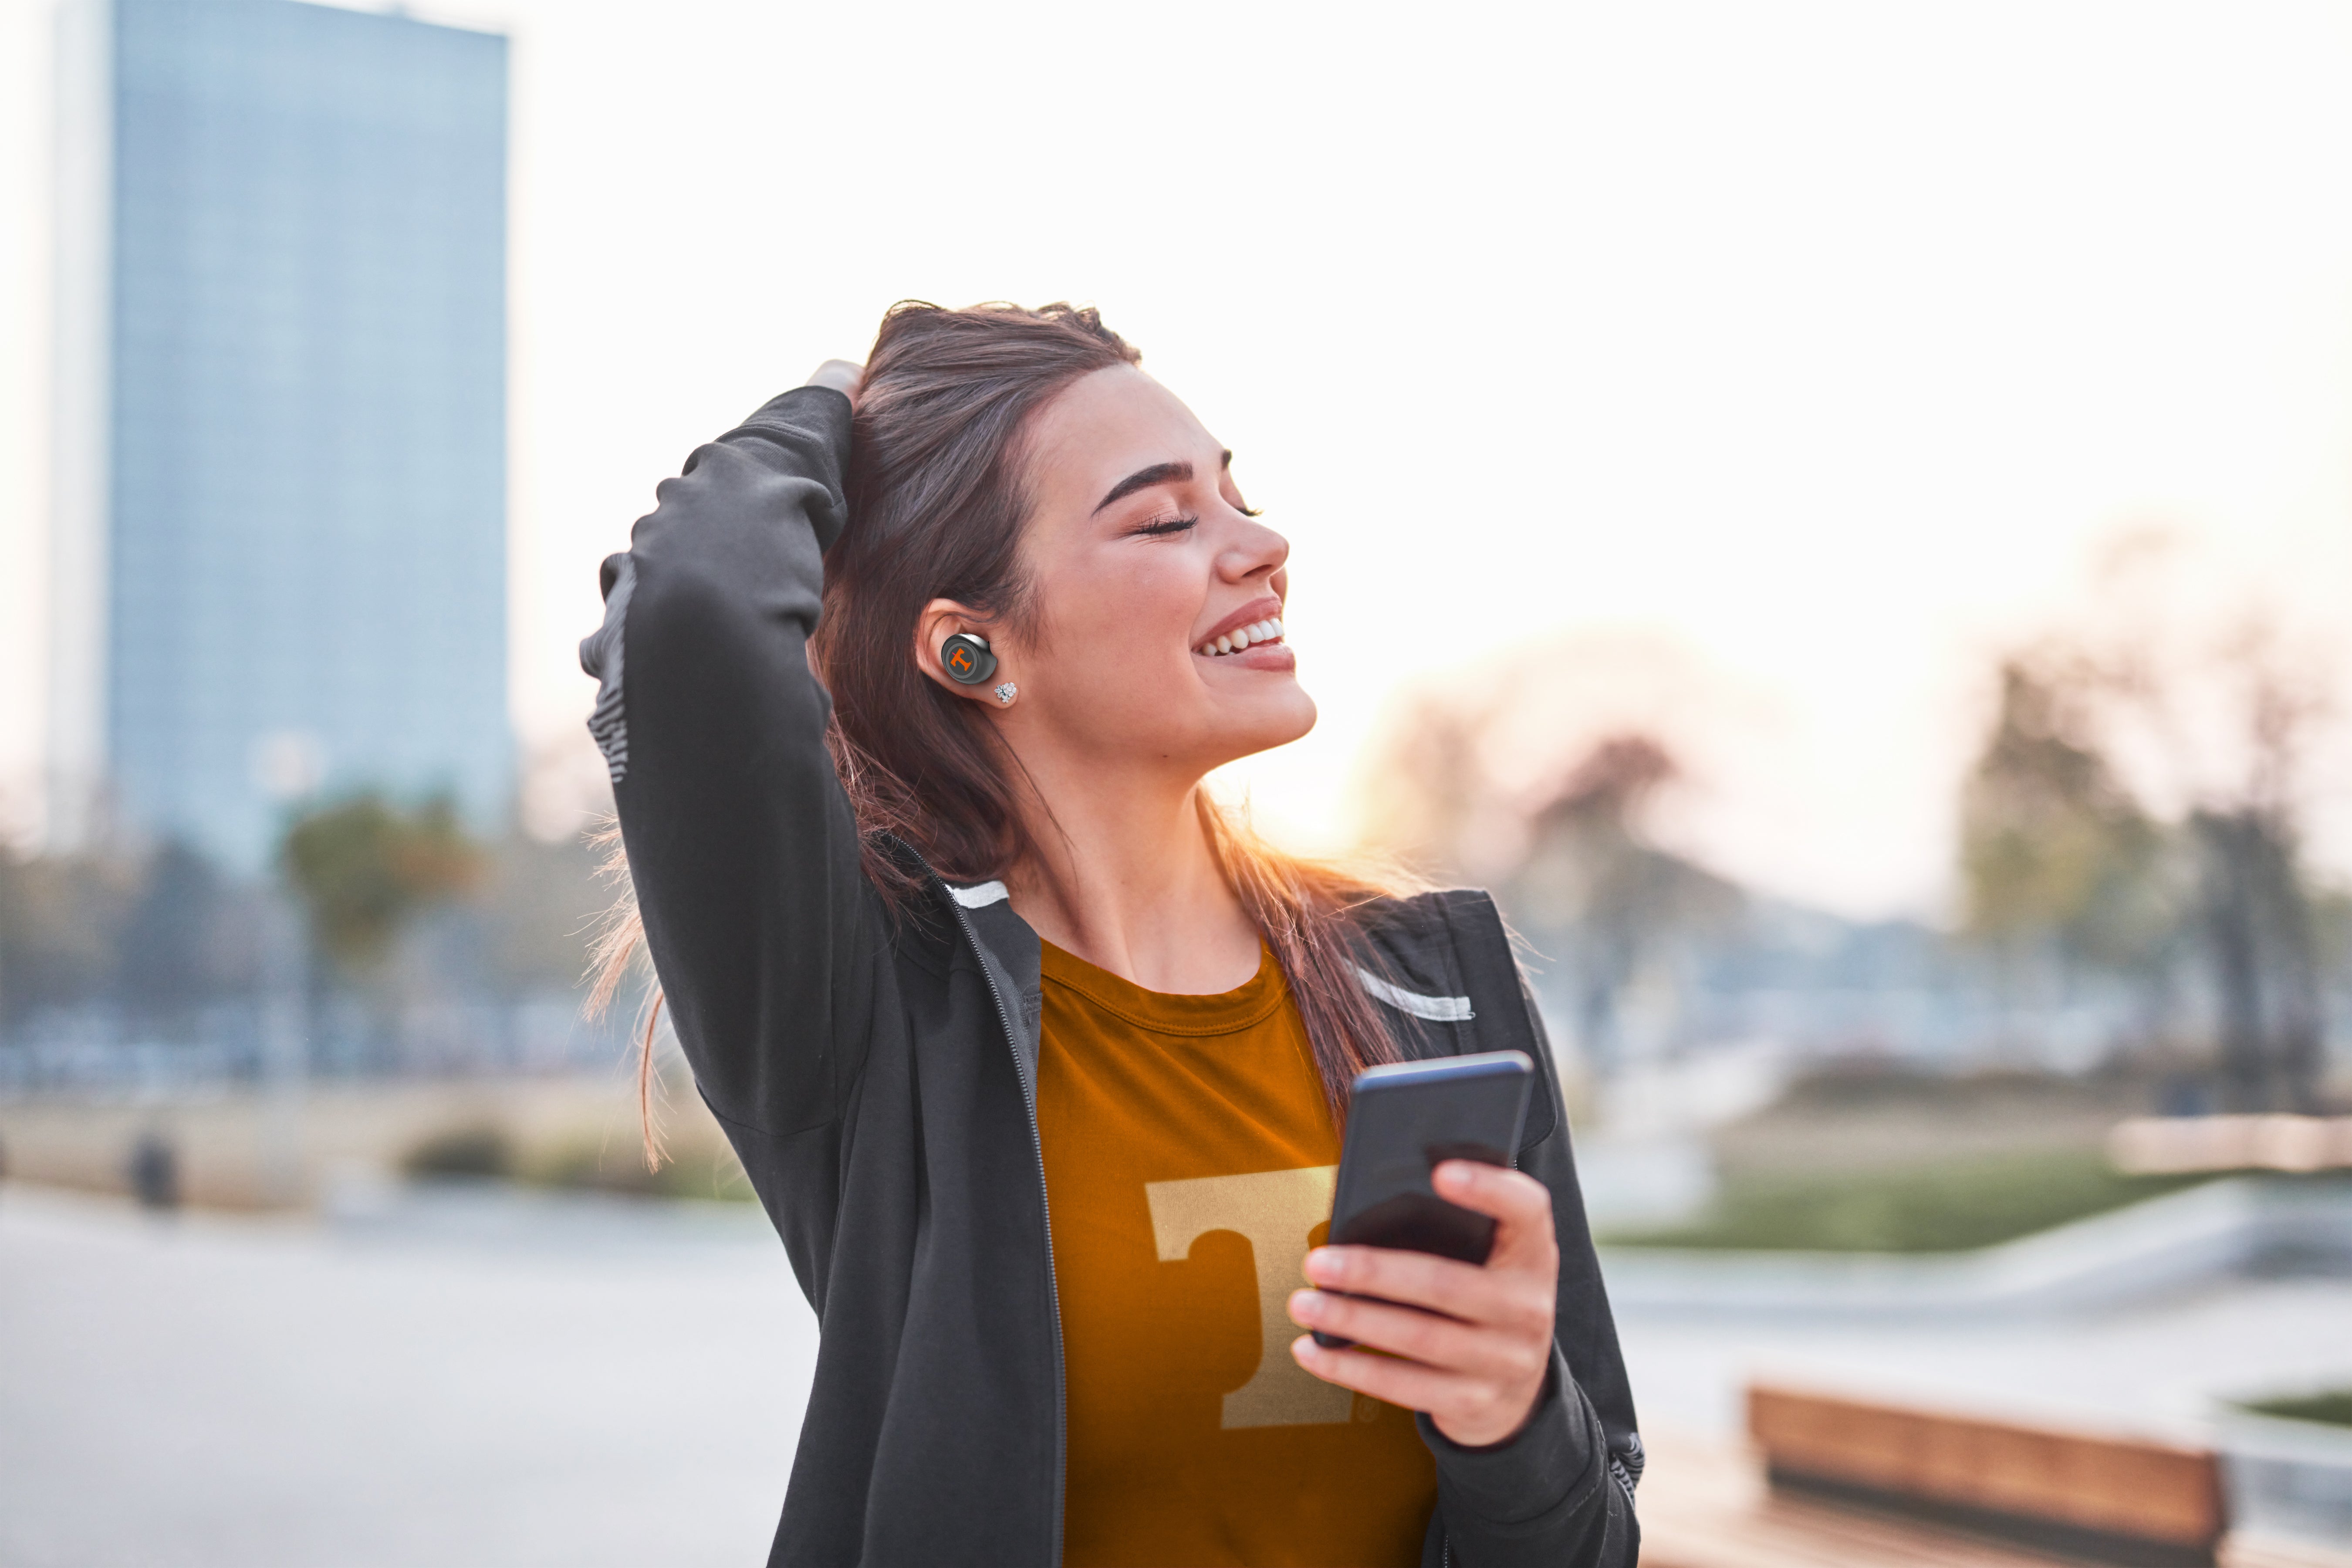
[2218,1409,2352,1550]
[1600,1176,2352,1319]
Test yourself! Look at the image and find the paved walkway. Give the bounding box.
[0,1185,814,1568]
[7,1181,2350,1565]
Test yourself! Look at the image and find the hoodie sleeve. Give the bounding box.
[580,385,885,1140]
[1418,896,1642,1568]
[1416,1347,1639,1567]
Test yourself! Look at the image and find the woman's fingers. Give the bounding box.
[803,359,865,402]
[1288,1335,1462,1414]
[1431,1162,1559,1269]
[1289,1162,1561,1447]
[1289,1334,1544,1446]
[1303,1244,1486,1317]
[1302,1241,1551,1338]
[1286,1288,1535,1384]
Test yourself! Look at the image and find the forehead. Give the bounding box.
[1024,364,1217,509]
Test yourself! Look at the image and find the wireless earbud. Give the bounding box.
[939,632,998,686]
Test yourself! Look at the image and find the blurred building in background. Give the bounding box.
[50,0,510,873]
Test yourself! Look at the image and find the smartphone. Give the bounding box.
[1311,1049,1535,1349]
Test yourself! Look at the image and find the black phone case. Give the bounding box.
[1311,1051,1534,1349]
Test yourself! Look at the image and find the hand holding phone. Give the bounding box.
[1310,1050,1534,1349]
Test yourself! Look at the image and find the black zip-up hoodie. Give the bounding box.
[581,385,1643,1566]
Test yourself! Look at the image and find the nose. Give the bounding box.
[1219,513,1289,585]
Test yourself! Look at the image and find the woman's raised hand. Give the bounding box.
[804,359,865,406]
[1286,1160,1559,1448]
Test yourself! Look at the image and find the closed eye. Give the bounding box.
[1129,513,1199,538]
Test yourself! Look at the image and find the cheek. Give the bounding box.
[1034,557,1201,682]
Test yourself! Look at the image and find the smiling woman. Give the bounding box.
[581,301,1639,1567]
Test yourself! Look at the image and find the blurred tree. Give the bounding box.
[1,801,605,1075]
[1963,590,2339,1109]
[0,848,139,1032]
[1504,736,1743,1073]
[1353,686,1505,884]
[475,832,605,994]
[2176,646,2332,1111]
[2190,807,2322,1110]
[280,795,485,981]
[1960,656,2177,980]
[1356,652,1748,1074]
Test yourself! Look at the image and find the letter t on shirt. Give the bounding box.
[1035,941,1437,1568]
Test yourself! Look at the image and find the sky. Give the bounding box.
[3,0,2350,919]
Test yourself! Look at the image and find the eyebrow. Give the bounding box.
[1089,451,1236,516]
[1092,460,1190,516]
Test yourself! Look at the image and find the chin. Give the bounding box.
[1219,685,1317,759]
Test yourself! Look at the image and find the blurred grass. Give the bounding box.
[1600,1147,2210,1253]
[397,1122,758,1203]
[524,1133,757,1203]
[2242,1391,2352,1429]
[401,1124,513,1179]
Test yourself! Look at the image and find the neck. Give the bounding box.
[999,749,1262,996]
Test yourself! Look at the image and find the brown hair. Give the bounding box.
[593,302,1411,1159]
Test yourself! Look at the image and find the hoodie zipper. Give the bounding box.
[938,879,1068,1568]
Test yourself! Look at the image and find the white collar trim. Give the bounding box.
[1355,966,1475,1022]
[948,880,1010,909]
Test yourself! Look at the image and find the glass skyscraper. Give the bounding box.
[51,0,509,873]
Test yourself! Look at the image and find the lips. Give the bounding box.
[1193,596,1288,659]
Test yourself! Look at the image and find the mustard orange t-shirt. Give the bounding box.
[1036,940,1438,1568]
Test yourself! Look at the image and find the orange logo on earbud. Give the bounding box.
[948,645,974,675]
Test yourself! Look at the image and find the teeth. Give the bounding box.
[1196,616,1289,657]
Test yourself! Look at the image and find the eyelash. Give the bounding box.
[1127,499,1264,537]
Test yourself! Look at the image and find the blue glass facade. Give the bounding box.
[103,0,508,871]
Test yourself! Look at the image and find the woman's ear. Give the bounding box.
[914,599,1010,703]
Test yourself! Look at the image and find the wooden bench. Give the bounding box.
[1639,1419,2350,1568]
[1746,1384,2224,1565]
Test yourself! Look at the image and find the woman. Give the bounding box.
[582,302,1641,1567]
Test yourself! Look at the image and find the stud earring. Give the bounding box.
[993,682,1018,707]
